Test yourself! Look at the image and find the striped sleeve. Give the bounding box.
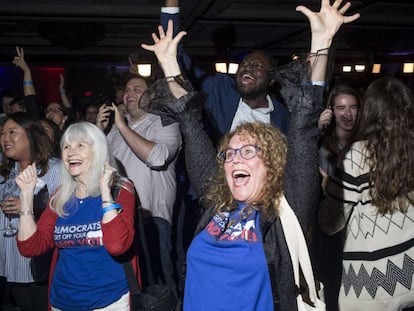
[43,158,62,195]
[318,142,371,235]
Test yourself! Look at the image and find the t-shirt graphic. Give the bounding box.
[206,203,258,241]
[54,221,102,248]
[50,196,128,311]
[184,202,273,310]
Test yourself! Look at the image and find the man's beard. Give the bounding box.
[237,81,269,101]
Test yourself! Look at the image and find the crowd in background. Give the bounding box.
[0,0,413,311]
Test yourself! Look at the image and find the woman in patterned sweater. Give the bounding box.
[319,77,414,310]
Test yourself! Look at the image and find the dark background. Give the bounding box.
[0,0,413,104]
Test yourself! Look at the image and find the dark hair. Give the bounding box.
[321,83,361,161]
[244,50,277,69]
[353,77,414,214]
[45,101,77,130]
[40,117,62,158]
[0,112,53,181]
[46,101,67,114]
[1,92,18,98]
[125,74,151,88]
[9,97,25,111]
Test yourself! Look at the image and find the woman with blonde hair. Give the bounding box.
[16,122,139,310]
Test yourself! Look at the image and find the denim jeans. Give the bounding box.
[153,217,177,299]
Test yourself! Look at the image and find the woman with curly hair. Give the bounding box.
[205,122,287,218]
[319,77,414,310]
[138,0,360,306]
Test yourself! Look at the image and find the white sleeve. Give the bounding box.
[161,7,180,14]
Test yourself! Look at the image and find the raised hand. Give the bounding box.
[297,0,360,41]
[141,19,186,76]
[16,163,38,239]
[111,103,126,129]
[59,74,65,90]
[96,104,112,130]
[128,56,138,75]
[12,46,30,73]
[16,163,38,194]
[318,108,333,130]
[100,162,117,192]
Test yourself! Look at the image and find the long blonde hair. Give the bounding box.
[50,122,128,216]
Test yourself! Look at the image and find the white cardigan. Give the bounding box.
[319,140,414,311]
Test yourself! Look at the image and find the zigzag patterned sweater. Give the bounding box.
[319,141,414,311]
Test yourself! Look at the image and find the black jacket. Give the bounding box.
[145,60,324,310]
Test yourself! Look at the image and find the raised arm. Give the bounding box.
[161,0,216,90]
[13,46,36,96]
[59,74,72,109]
[297,0,360,82]
[16,163,59,256]
[16,163,38,241]
[142,19,187,99]
[12,46,43,118]
[141,20,218,197]
[279,1,359,230]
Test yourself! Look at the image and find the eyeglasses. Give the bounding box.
[218,144,261,163]
[44,108,63,114]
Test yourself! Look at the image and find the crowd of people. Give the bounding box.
[0,0,413,310]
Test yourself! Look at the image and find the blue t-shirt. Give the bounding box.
[184,203,273,310]
[50,196,128,311]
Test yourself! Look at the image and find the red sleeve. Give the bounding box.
[17,206,57,257]
[101,180,136,256]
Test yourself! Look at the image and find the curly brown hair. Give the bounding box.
[203,122,287,217]
[353,77,414,214]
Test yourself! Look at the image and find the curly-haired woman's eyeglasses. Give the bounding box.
[218,144,261,163]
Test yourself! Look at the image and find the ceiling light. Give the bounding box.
[403,63,414,73]
[137,64,151,77]
[215,63,227,73]
[372,64,381,74]
[228,63,239,74]
[342,65,352,72]
[354,64,365,72]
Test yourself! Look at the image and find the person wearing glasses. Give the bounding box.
[12,46,74,127]
[44,102,71,131]
[43,73,74,131]
[140,0,359,307]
